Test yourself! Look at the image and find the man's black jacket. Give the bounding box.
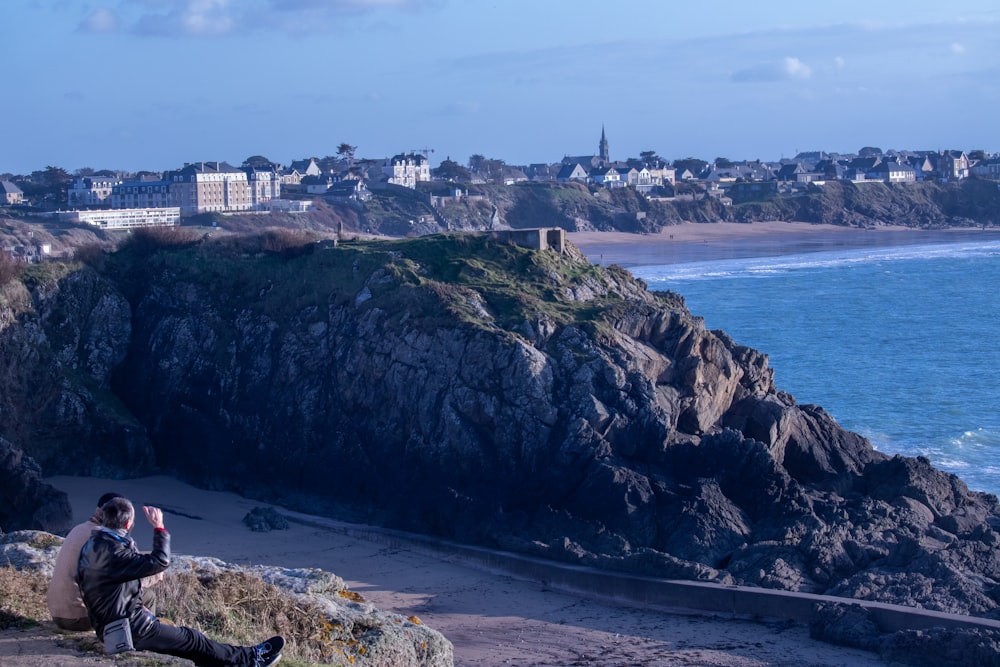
[77,527,170,638]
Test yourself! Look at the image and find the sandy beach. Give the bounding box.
[38,475,887,667]
[568,221,998,268]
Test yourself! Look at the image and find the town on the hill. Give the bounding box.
[1,128,997,238]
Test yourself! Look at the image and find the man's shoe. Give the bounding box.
[253,635,284,667]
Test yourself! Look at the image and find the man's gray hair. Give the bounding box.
[100,497,135,530]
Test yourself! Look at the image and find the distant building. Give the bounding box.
[111,180,172,209]
[938,150,970,180]
[598,125,610,164]
[0,181,24,206]
[68,175,122,207]
[563,126,613,171]
[60,207,181,229]
[266,199,313,212]
[869,160,916,184]
[165,161,252,214]
[301,174,333,194]
[491,227,566,253]
[246,168,281,209]
[382,153,431,188]
[288,158,322,178]
[327,179,371,203]
[556,163,588,182]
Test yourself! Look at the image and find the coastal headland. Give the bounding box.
[4,222,1000,666]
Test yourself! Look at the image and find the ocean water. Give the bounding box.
[630,239,1000,496]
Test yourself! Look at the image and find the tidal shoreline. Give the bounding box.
[568,222,1000,267]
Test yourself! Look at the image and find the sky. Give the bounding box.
[2,0,998,175]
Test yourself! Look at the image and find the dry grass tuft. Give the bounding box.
[0,560,383,665]
[150,568,364,665]
[0,566,49,630]
[0,253,25,287]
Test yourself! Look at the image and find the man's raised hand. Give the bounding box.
[143,506,165,530]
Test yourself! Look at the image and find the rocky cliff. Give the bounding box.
[359,179,1000,236]
[2,231,999,619]
[126,178,1000,240]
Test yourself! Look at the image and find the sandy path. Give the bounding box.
[32,475,887,666]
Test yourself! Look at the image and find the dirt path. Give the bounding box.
[0,624,186,666]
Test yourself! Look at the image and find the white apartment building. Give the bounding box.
[60,208,181,229]
[68,176,122,207]
[382,153,431,189]
[246,169,281,209]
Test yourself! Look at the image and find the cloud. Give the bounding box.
[951,42,966,54]
[731,56,812,83]
[132,0,237,37]
[78,7,121,34]
[834,56,846,69]
[783,57,813,79]
[102,0,438,37]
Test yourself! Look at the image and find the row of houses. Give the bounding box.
[58,152,431,214]
[709,150,987,186]
[5,127,997,217]
[552,151,985,191]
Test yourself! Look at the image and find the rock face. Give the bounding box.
[0,439,71,534]
[2,232,999,620]
[0,266,154,477]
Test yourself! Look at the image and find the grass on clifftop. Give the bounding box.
[105,229,630,336]
[0,564,357,666]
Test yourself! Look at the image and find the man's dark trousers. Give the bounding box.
[133,611,256,667]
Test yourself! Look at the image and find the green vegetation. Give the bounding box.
[102,230,629,340]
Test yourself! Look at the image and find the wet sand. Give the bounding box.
[568,222,998,267]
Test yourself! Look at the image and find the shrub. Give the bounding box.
[0,253,24,287]
[259,228,318,258]
[72,242,108,270]
[120,226,201,256]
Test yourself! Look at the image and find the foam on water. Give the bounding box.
[637,239,1000,282]
[633,238,1000,495]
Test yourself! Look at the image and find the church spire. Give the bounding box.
[599,125,610,164]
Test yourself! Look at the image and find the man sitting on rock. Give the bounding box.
[77,496,284,667]
[46,492,167,630]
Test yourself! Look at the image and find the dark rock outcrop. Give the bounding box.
[0,438,71,534]
[0,266,154,477]
[2,232,999,623]
[810,601,1000,666]
[243,507,290,532]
